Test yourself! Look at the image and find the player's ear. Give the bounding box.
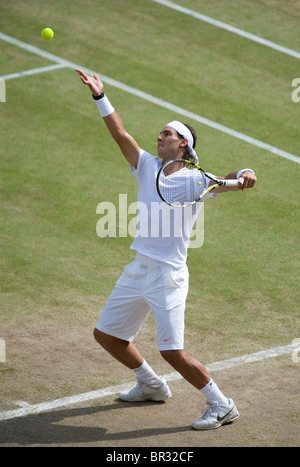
[179,137,188,148]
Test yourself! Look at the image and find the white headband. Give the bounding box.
[166,120,199,164]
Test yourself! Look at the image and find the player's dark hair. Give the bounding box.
[176,123,197,163]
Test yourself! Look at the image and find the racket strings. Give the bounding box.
[158,161,206,206]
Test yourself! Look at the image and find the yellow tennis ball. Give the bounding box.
[41,28,54,40]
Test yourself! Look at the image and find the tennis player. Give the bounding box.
[76,68,256,430]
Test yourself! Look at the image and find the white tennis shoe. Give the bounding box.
[192,398,240,430]
[119,378,172,402]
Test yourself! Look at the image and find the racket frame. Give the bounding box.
[156,159,243,207]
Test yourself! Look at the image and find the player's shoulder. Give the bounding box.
[139,148,160,168]
[140,148,158,160]
[130,148,160,176]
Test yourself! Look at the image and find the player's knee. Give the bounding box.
[160,349,188,369]
[93,327,103,345]
[160,349,179,365]
[93,328,113,351]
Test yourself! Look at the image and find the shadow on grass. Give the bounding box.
[0,399,192,446]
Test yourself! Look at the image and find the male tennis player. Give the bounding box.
[76,68,256,430]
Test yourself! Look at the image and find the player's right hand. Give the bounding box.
[75,69,104,97]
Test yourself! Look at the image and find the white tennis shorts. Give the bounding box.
[96,253,189,350]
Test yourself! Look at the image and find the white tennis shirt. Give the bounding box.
[130,149,217,267]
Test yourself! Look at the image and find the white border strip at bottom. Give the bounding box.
[0,342,298,421]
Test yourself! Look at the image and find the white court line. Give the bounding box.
[0,342,298,421]
[0,63,66,81]
[151,0,300,60]
[0,32,299,164]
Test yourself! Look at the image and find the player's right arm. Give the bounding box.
[75,69,139,169]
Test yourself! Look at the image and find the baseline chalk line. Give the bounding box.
[0,342,298,421]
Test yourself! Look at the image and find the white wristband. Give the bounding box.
[95,95,115,117]
[236,168,255,179]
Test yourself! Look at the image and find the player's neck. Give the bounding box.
[161,150,184,164]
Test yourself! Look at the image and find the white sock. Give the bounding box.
[133,360,162,386]
[200,379,228,406]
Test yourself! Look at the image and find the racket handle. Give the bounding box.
[222,177,244,186]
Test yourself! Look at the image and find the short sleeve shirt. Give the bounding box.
[129,149,216,267]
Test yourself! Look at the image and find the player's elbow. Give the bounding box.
[109,127,128,146]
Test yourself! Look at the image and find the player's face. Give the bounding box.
[157,126,187,162]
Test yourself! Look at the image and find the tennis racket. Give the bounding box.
[156,159,244,207]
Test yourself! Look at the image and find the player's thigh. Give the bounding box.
[96,260,150,341]
[149,264,189,351]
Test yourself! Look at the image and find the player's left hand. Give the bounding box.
[239,171,257,190]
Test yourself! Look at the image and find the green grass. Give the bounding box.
[0,0,299,402]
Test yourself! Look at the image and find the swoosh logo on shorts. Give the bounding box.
[164,337,173,342]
